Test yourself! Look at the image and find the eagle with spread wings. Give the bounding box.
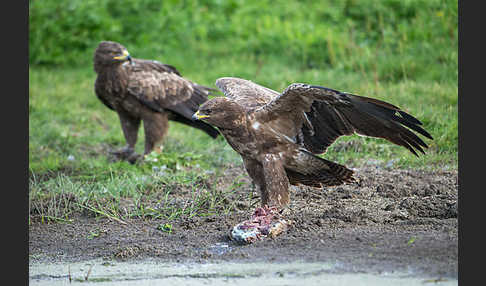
[93,41,219,162]
[193,77,433,243]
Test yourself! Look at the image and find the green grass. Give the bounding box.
[29,0,457,225]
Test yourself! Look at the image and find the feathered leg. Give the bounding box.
[230,155,291,243]
[142,111,169,155]
[111,111,141,163]
[261,154,290,207]
[242,157,267,202]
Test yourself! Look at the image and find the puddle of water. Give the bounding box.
[29,259,457,286]
[208,242,232,255]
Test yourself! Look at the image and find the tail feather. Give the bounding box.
[169,113,219,138]
[286,149,354,187]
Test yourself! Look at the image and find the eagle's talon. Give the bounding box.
[110,146,134,156]
[109,146,141,163]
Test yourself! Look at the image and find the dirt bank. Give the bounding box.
[29,165,458,278]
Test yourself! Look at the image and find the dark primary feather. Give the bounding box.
[298,87,433,156]
[251,82,433,156]
[168,112,219,138]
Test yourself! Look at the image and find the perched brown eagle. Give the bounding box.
[193,77,433,243]
[93,41,219,162]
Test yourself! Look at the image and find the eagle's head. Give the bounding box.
[93,41,132,73]
[192,97,244,129]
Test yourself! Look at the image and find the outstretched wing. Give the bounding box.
[254,83,433,156]
[215,77,279,110]
[126,59,218,120]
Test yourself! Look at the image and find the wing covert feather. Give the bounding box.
[215,77,279,110]
[126,60,215,119]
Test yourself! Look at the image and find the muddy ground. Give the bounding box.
[29,164,458,279]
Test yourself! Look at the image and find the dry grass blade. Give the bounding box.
[76,203,128,225]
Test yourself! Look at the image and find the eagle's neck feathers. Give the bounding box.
[96,64,130,96]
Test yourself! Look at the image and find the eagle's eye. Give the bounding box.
[204,109,212,115]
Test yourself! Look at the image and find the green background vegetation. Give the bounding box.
[29,0,457,223]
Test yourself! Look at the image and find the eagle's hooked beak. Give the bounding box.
[192,110,210,121]
[113,50,132,63]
